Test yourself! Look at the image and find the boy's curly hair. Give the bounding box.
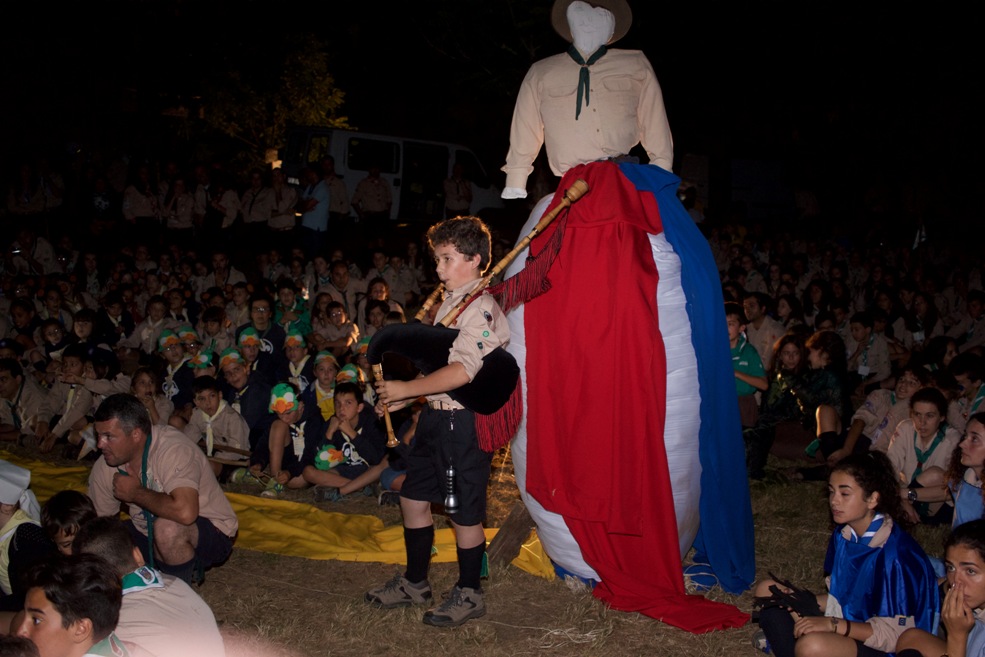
[426,216,492,274]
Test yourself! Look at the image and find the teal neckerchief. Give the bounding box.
[567,45,608,120]
[971,384,985,416]
[912,426,947,478]
[118,433,155,569]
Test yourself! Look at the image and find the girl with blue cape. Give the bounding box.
[755,452,939,657]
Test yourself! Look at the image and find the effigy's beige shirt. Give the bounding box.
[502,49,673,190]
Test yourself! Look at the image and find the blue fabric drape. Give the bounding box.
[619,162,755,594]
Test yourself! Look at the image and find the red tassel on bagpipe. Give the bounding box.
[475,374,523,453]
[487,212,568,315]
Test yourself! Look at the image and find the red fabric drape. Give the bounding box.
[524,161,748,632]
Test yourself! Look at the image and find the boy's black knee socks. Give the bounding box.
[456,543,485,590]
[404,525,434,584]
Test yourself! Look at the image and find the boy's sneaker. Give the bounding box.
[422,586,486,627]
[362,484,377,497]
[228,467,250,484]
[314,486,345,502]
[365,573,432,609]
[378,490,401,506]
[260,482,284,498]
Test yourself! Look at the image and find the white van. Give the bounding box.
[280,127,503,222]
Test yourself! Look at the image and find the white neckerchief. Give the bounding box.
[290,421,307,457]
[289,355,310,380]
[202,401,227,455]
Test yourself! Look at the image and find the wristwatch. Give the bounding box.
[907,488,918,503]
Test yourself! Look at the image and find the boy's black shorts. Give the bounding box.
[400,405,492,527]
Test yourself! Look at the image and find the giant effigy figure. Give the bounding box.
[500,0,754,632]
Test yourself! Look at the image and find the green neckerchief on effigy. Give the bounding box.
[567,45,608,120]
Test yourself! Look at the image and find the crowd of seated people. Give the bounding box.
[5,155,985,654]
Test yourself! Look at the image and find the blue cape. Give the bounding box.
[824,522,939,633]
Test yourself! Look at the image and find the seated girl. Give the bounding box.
[887,387,962,525]
[944,412,985,529]
[920,335,959,373]
[746,330,849,479]
[755,452,939,657]
[895,519,985,657]
[130,366,174,427]
[827,366,930,464]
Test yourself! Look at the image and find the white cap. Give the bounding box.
[0,460,40,521]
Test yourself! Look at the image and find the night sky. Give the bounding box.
[2,1,981,229]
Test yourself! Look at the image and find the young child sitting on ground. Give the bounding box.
[249,382,325,494]
[199,306,231,355]
[826,365,930,464]
[237,327,278,387]
[40,489,96,555]
[300,351,338,421]
[313,301,358,359]
[847,310,892,394]
[225,282,251,331]
[948,353,985,434]
[37,343,94,455]
[726,302,767,428]
[157,328,194,429]
[303,381,387,501]
[282,330,314,394]
[218,348,273,451]
[120,295,170,361]
[886,386,962,525]
[184,375,250,480]
[129,366,173,427]
[187,349,217,379]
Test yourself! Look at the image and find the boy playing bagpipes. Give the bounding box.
[365,215,509,628]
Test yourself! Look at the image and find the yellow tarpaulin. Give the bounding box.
[3,452,554,574]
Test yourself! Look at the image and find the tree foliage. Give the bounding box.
[203,37,350,169]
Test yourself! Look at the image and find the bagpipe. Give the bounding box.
[368,179,589,451]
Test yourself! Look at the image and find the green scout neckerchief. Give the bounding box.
[567,45,607,120]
